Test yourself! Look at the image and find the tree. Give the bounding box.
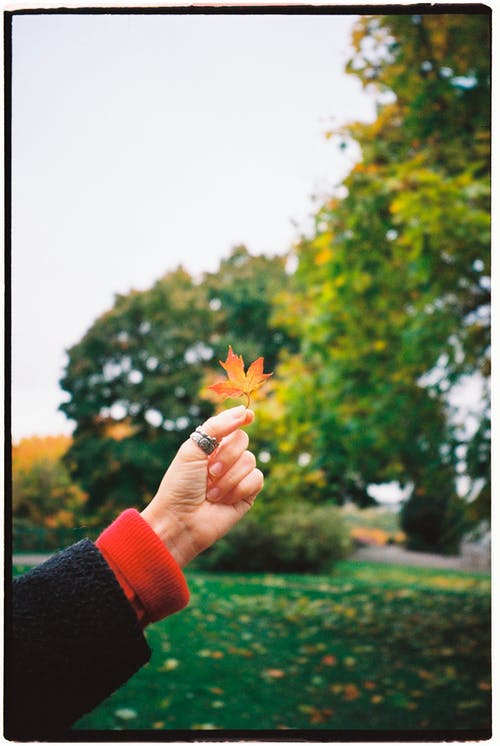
[12,435,87,529]
[60,247,292,519]
[202,244,297,373]
[60,268,216,518]
[271,11,490,550]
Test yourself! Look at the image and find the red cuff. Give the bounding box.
[96,509,190,627]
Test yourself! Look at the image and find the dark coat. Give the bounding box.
[5,539,151,740]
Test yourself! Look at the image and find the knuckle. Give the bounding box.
[254,468,264,489]
[244,450,256,469]
[239,430,250,449]
[201,415,217,435]
[179,440,194,457]
[181,438,205,460]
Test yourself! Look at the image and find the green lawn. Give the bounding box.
[56,560,490,735]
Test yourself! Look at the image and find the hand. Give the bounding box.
[141,405,264,567]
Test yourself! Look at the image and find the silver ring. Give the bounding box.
[190,426,220,455]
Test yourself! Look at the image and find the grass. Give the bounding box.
[47,559,492,735]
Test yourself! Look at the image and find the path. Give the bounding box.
[12,553,53,566]
[14,546,490,573]
[353,544,490,573]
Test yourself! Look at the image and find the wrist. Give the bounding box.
[140,504,197,568]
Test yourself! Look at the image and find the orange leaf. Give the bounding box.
[343,684,361,701]
[321,654,337,667]
[208,346,273,407]
[265,669,285,679]
[478,681,491,691]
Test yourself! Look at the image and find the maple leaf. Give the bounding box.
[208,346,273,407]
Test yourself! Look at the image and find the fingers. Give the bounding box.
[203,405,254,441]
[174,403,262,508]
[179,405,254,461]
[226,469,264,511]
[204,415,262,505]
[207,449,263,505]
[207,429,249,480]
[234,468,264,506]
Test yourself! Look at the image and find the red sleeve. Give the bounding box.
[95,509,190,628]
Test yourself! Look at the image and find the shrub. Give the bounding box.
[196,513,275,572]
[401,491,467,555]
[197,502,352,573]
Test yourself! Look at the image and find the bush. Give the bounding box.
[401,490,467,555]
[197,502,352,573]
[12,519,100,553]
[195,514,275,572]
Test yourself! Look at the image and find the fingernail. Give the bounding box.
[209,462,223,478]
[232,405,246,418]
[207,486,220,502]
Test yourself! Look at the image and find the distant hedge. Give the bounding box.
[197,502,353,573]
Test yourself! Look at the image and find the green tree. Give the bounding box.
[60,248,291,519]
[271,11,490,551]
[203,244,297,373]
[60,268,216,518]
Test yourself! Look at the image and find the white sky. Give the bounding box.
[11,11,377,441]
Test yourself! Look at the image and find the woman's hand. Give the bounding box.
[141,405,263,567]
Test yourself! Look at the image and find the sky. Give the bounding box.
[10,10,377,442]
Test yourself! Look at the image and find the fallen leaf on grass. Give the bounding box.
[198,649,225,659]
[299,705,334,725]
[209,687,224,695]
[160,658,180,671]
[192,723,218,730]
[343,656,357,668]
[343,683,361,701]
[457,699,486,710]
[114,708,138,721]
[478,681,491,691]
[266,668,286,679]
[417,669,435,681]
[329,684,343,695]
[321,654,337,666]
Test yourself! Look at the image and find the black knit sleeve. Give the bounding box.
[5,539,151,740]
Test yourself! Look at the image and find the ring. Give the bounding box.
[190,426,220,455]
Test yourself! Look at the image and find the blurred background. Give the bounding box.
[10,7,491,735]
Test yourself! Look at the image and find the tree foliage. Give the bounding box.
[270,11,490,550]
[202,245,297,372]
[12,435,87,528]
[60,247,291,519]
